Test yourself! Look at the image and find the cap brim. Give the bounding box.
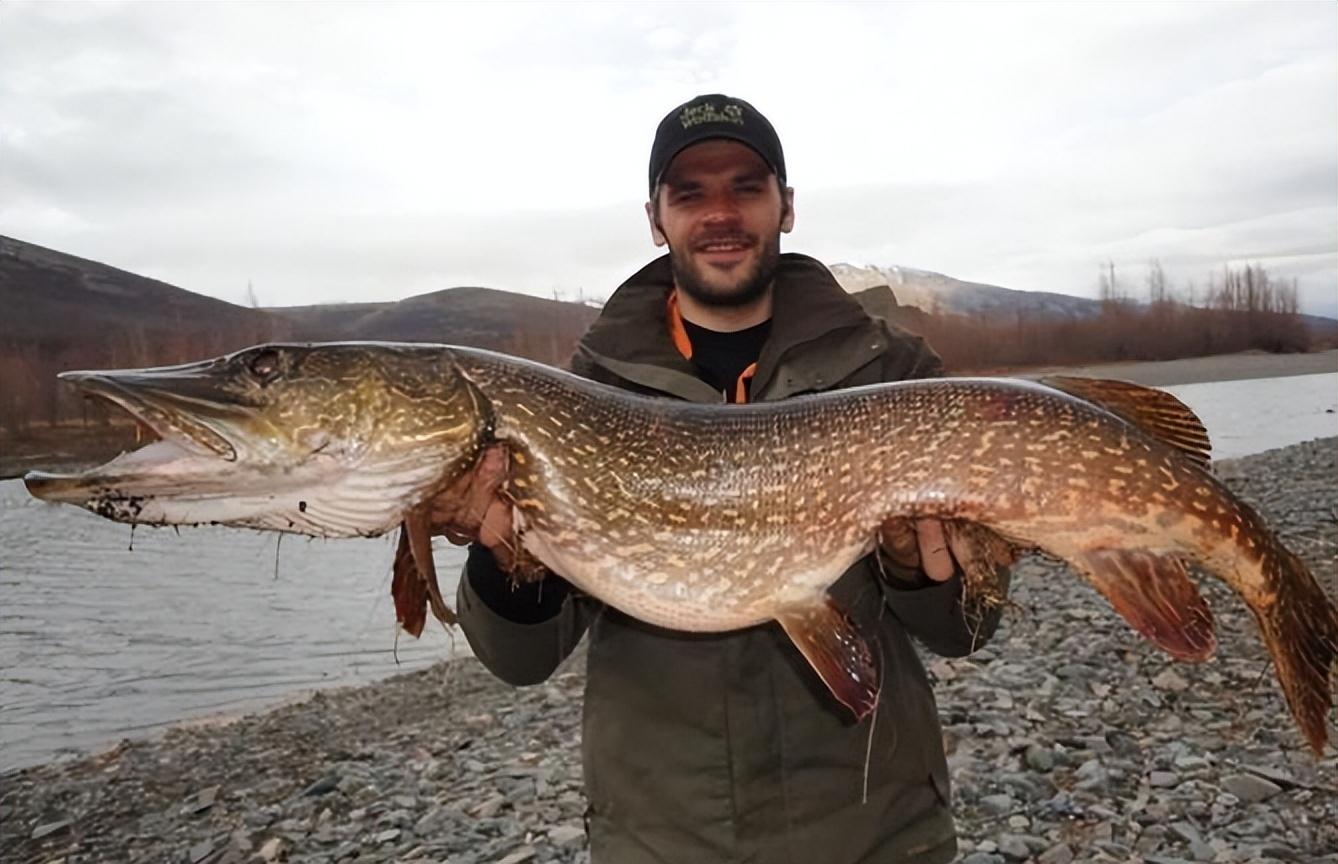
[654,131,782,188]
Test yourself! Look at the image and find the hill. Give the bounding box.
[0,235,287,362]
[271,287,599,363]
[0,236,599,441]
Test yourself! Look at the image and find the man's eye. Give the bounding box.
[735,183,764,195]
[672,190,701,203]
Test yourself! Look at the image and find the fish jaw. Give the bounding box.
[24,344,491,539]
[23,439,438,537]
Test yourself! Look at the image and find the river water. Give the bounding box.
[1,372,1335,770]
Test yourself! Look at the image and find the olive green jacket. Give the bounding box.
[457,253,1005,863]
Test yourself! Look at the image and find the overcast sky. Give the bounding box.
[3,2,1335,316]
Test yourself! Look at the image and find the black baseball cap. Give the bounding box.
[648,94,786,195]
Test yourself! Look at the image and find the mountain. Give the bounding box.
[0,236,600,441]
[0,235,287,361]
[830,261,1338,345]
[271,287,600,363]
[829,262,1103,319]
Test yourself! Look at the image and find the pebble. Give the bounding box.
[1038,844,1073,864]
[2,439,1336,864]
[30,820,71,840]
[1219,773,1283,803]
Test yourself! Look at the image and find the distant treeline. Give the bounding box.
[908,262,1315,373]
[1,320,292,434]
[0,260,1322,435]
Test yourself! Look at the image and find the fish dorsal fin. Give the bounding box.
[1040,376,1212,467]
[1076,548,1217,661]
[775,596,881,719]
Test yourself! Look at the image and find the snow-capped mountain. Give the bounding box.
[829,263,1103,319]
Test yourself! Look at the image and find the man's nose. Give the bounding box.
[700,192,743,225]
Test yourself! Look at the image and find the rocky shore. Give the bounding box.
[4,437,1337,864]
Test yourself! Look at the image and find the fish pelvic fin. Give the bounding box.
[776,596,881,720]
[1077,549,1217,661]
[1253,546,1338,756]
[1040,376,1211,467]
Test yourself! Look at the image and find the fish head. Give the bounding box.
[24,343,491,537]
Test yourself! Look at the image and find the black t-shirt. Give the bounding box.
[682,317,772,402]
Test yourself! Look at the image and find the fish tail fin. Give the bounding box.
[1255,545,1338,755]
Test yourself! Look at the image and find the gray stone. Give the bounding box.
[257,838,284,862]
[30,820,72,841]
[980,793,1015,815]
[548,825,585,847]
[1226,817,1271,838]
[1150,770,1180,788]
[1152,669,1190,691]
[496,848,537,864]
[374,828,402,843]
[301,774,340,797]
[1025,743,1055,772]
[961,855,1005,864]
[1038,844,1074,864]
[998,835,1031,860]
[1220,773,1282,803]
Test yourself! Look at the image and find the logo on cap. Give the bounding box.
[678,101,745,129]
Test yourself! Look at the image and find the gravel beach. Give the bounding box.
[5,437,1337,864]
[1015,349,1338,387]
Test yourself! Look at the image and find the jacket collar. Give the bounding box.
[576,252,879,401]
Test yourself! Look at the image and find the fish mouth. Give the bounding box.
[23,360,254,505]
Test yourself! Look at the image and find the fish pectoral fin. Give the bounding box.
[775,597,881,720]
[391,509,459,637]
[391,523,428,638]
[1076,548,1216,661]
[1040,375,1212,467]
[405,506,458,628]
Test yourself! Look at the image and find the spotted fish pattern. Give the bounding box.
[23,343,1338,755]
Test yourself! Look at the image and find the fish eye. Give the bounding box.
[249,349,282,384]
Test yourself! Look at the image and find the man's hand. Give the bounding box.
[878,518,956,583]
[428,445,517,569]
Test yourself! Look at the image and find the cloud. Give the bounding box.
[1,2,1333,316]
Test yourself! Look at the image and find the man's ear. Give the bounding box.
[645,201,668,247]
[780,186,796,234]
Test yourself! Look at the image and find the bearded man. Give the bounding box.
[449,94,1010,864]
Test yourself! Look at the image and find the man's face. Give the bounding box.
[647,139,795,308]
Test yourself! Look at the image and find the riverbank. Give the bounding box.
[1013,348,1338,387]
[5,437,1336,863]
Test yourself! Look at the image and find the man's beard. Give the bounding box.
[669,231,781,309]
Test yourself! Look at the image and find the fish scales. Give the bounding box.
[23,342,1338,755]
[461,353,1192,621]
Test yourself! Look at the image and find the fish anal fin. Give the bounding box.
[391,523,428,638]
[1078,548,1216,661]
[1041,376,1212,467]
[775,596,880,719]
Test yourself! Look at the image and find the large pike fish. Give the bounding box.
[24,343,1338,754]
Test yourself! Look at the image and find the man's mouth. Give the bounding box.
[694,236,755,265]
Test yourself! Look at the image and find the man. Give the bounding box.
[447,94,1010,863]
